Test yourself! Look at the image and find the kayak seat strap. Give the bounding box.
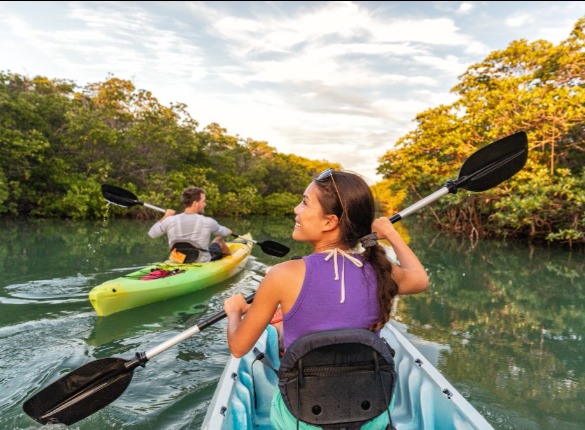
[265,328,396,430]
[251,347,279,410]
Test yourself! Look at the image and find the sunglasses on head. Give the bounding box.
[316,168,334,181]
[315,168,346,217]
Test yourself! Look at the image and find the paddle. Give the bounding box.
[101,184,290,258]
[389,130,528,223]
[22,294,256,426]
[230,233,290,258]
[23,130,528,426]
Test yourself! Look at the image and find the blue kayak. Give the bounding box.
[202,322,494,430]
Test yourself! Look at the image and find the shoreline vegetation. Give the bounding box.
[1,18,584,248]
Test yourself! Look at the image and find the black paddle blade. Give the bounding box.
[259,240,290,257]
[23,357,135,425]
[101,184,142,208]
[455,131,528,192]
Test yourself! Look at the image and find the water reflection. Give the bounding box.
[394,225,585,428]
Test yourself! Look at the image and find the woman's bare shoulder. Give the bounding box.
[265,257,306,278]
[261,257,306,310]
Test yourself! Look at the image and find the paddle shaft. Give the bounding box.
[145,202,165,213]
[146,293,255,359]
[229,234,289,256]
[232,233,261,245]
[390,187,449,223]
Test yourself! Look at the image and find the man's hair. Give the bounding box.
[181,187,205,208]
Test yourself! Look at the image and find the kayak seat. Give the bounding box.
[170,242,200,263]
[258,328,397,430]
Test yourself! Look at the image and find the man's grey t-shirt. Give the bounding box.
[148,213,230,262]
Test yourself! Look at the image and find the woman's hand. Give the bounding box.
[371,217,398,241]
[224,293,251,316]
[371,217,429,295]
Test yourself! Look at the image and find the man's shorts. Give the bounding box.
[209,242,223,261]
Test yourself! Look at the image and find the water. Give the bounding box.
[0,217,583,429]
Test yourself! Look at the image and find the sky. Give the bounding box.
[1,1,584,183]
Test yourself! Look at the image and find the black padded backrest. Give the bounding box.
[170,242,200,263]
[278,328,396,430]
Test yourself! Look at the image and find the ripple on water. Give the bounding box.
[1,274,95,303]
[0,312,95,424]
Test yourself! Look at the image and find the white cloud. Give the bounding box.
[457,3,475,15]
[1,1,584,181]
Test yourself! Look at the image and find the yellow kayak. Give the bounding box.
[89,234,254,316]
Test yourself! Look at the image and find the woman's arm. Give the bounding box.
[372,217,429,295]
[223,264,284,357]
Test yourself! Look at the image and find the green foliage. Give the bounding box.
[0,72,326,221]
[377,16,585,246]
[39,179,104,219]
[370,179,406,216]
[263,192,300,217]
[0,73,69,214]
[491,164,585,245]
[216,187,263,217]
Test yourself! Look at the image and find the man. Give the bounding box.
[148,187,232,263]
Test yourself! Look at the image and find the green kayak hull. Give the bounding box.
[89,234,253,316]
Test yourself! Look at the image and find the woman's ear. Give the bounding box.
[322,214,339,231]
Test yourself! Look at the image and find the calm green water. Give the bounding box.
[1,216,583,429]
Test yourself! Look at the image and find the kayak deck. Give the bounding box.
[202,322,494,430]
[89,234,253,317]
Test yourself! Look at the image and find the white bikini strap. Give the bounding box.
[323,248,363,303]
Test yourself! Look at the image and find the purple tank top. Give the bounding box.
[282,252,380,349]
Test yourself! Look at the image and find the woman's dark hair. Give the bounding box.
[313,171,398,331]
[181,187,205,208]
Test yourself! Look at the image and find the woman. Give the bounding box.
[223,169,429,428]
